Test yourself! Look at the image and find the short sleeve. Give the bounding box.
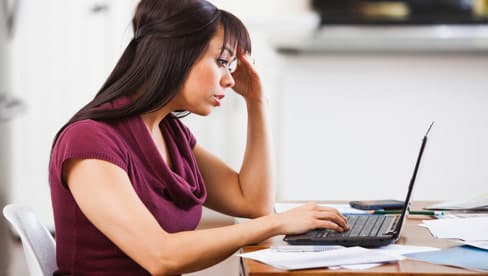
[51,120,129,182]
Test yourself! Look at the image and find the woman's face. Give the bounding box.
[172,27,237,116]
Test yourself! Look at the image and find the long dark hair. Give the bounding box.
[53,0,251,145]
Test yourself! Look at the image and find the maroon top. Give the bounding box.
[49,97,207,275]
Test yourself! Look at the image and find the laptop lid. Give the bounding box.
[390,121,434,238]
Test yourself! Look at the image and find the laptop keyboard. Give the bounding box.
[313,215,398,239]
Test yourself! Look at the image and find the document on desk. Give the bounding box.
[420,217,488,241]
[328,244,439,270]
[405,245,488,272]
[461,240,488,251]
[238,246,402,270]
[425,194,488,211]
[274,202,368,214]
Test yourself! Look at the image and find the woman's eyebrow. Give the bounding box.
[219,46,235,57]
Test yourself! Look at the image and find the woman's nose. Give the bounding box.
[221,71,235,88]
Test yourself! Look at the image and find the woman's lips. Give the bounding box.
[213,94,225,106]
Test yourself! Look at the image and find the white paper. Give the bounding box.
[460,240,488,250]
[420,217,488,241]
[442,213,488,219]
[238,246,343,265]
[336,263,384,270]
[274,202,368,214]
[374,244,440,257]
[334,244,440,270]
[239,246,402,270]
[270,245,344,252]
[425,194,488,210]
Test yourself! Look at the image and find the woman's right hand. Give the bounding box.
[272,203,350,235]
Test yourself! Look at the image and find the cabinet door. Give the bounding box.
[10,0,137,229]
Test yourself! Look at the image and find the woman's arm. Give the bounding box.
[195,52,275,218]
[240,97,275,214]
[64,158,348,275]
[194,98,274,218]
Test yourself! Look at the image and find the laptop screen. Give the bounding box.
[392,122,433,237]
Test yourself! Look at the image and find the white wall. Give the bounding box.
[214,0,488,201]
[277,53,488,201]
[10,0,138,227]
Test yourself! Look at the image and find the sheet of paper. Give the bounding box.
[425,194,488,210]
[239,246,343,264]
[274,202,368,214]
[331,244,440,270]
[374,244,440,257]
[419,217,488,241]
[239,246,402,270]
[405,245,488,272]
[442,213,488,219]
[270,245,344,252]
[335,263,383,270]
[460,240,488,251]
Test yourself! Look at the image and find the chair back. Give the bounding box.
[3,204,56,276]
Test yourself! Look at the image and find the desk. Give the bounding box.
[240,202,479,275]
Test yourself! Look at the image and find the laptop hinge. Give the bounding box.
[384,217,399,235]
[385,215,402,236]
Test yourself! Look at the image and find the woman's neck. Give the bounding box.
[141,107,172,133]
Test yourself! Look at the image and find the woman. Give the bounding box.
[49,0,349,275]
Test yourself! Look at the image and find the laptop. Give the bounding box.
[284,122,434,248]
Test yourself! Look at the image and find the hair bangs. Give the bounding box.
[219,10,252,56]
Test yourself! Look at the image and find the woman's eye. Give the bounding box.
[217,58,237,73]
[217,59,228,67]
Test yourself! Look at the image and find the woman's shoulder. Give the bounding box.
[61,119,117,140]
[52,119,130,168]
[56,119,130,151]
[65,118,109,130]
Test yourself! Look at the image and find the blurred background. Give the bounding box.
[1,0,488,275]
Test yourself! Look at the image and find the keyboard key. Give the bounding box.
[371,216,386,236]
[359,216,379,237]
[378,216,395,235]
[349,216,368,236]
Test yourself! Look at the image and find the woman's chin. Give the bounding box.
[191,108,213,117]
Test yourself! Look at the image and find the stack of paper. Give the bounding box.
[419,217,488,241]
[410,216,488,271]
[239,246,401,270]
[239,245,438,271]
[425,194,488,211]
[461,241,488,251]
[405,245,488,272]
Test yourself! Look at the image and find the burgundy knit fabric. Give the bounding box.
[49,97,206,275]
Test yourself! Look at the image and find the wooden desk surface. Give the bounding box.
[240,202,481,276]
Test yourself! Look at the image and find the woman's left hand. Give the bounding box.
[231,50,263,101]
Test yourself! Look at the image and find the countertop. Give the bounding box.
[275,24,488,53]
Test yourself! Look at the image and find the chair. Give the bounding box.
[3,204,56,276]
